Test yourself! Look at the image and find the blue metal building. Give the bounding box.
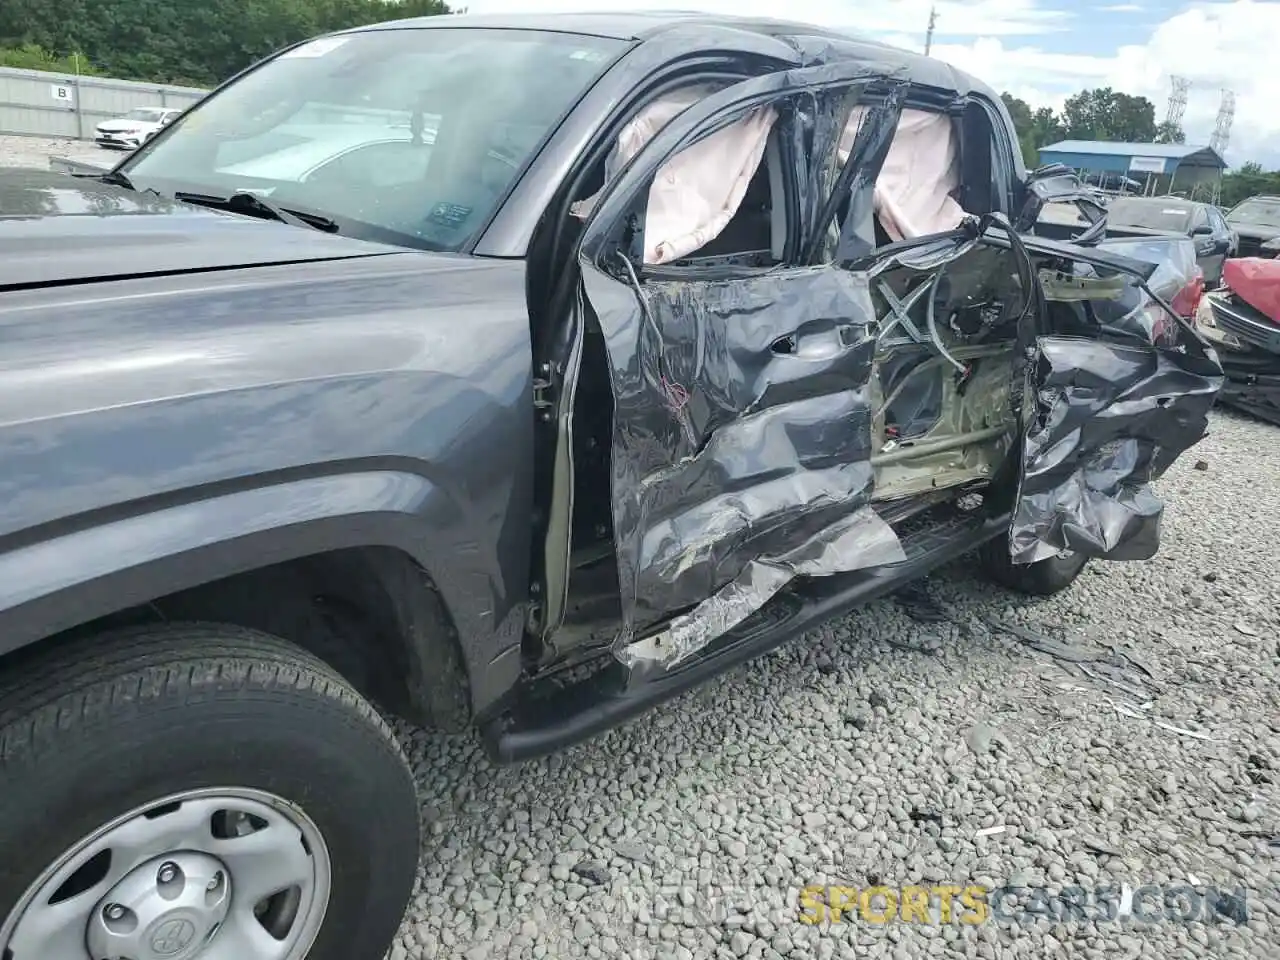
[1037,140,1227,198]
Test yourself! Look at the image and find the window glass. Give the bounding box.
[1227,198,1280,227]
[1106,198,1193,233]
[122,29,624,251]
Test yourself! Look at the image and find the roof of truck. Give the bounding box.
[351,10,1000,100]
[362,10,863,42]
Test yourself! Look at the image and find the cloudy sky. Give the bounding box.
[459,0,1279,169]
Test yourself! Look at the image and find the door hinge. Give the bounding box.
[533,363,556,420]
[525,599,545,634]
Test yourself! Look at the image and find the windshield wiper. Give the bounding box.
[173,190,339,234]
[98,168,135,190]
[95,169,163,200]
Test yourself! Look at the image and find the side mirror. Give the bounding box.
[1191,224,1213,236]
[1015,165,1106,234]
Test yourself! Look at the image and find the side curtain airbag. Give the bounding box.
[571,86,778,264]
[839,106,966,242]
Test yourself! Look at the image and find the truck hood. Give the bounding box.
[0,168,404,288]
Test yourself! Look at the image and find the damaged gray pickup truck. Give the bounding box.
[0,12,1224,960]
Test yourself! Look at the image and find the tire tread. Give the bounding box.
[0,623,401,768]
[976,538,1089,597]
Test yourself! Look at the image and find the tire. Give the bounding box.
[977,536,1089,596]
[0,623,420,960]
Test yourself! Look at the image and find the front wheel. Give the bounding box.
[0,623,420,960]
[977,537,1090,596]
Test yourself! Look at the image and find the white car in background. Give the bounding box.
[94,107,184,150]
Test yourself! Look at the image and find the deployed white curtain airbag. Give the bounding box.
[572,94,963,264]
[571,86,778,265]
[840,106,966,242]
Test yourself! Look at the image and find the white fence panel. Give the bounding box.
[0,66,208,139]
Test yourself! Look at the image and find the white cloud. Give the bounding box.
[460,0,1279,166]
[1099,3,1143,11]
[929,1,1280,166]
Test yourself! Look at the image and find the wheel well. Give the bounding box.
[0,547,471,732]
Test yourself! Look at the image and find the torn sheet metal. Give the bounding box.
[1009,231,1224,564]
[617,506,905,671]
[1010,330,1223,564]
[573,74,911,668]
[828,84,910,264]
[583,262,881,648]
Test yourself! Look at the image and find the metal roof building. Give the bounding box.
[1037,140,1227,199]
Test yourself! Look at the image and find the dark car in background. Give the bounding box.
[1225,195,1280,259]
[1104,195,1236,285]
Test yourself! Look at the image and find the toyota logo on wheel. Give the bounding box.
[150,918,197,956]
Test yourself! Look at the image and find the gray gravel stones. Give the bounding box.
[0,134,114,171]
[383,409,1279,959]
[6,139,1275,960]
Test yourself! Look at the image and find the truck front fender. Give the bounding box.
[0,470,526,719]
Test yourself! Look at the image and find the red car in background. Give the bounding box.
[1203,257,1280,424]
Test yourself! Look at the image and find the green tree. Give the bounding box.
[1000,93,1064,168]
[0,43,102,74]
[1000,93,1032,134]
[0,0,451,87]
[1060,87,1158,142]
[1219,162,1280,209]
[1154,120,1185,144]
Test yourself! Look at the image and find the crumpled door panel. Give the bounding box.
[582,263,889,643]
[1011,334,1222,563]
[1011,235,1223,564]
[570,64,910,661]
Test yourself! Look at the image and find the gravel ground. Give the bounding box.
[384,410,1279,960]
[7,134,1279,959]
[0,133,117,171]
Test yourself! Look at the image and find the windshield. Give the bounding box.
[1106,199,1193,233]
[121,28,624,250]
[1227,198,1280,227]
[126,108,167,122]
